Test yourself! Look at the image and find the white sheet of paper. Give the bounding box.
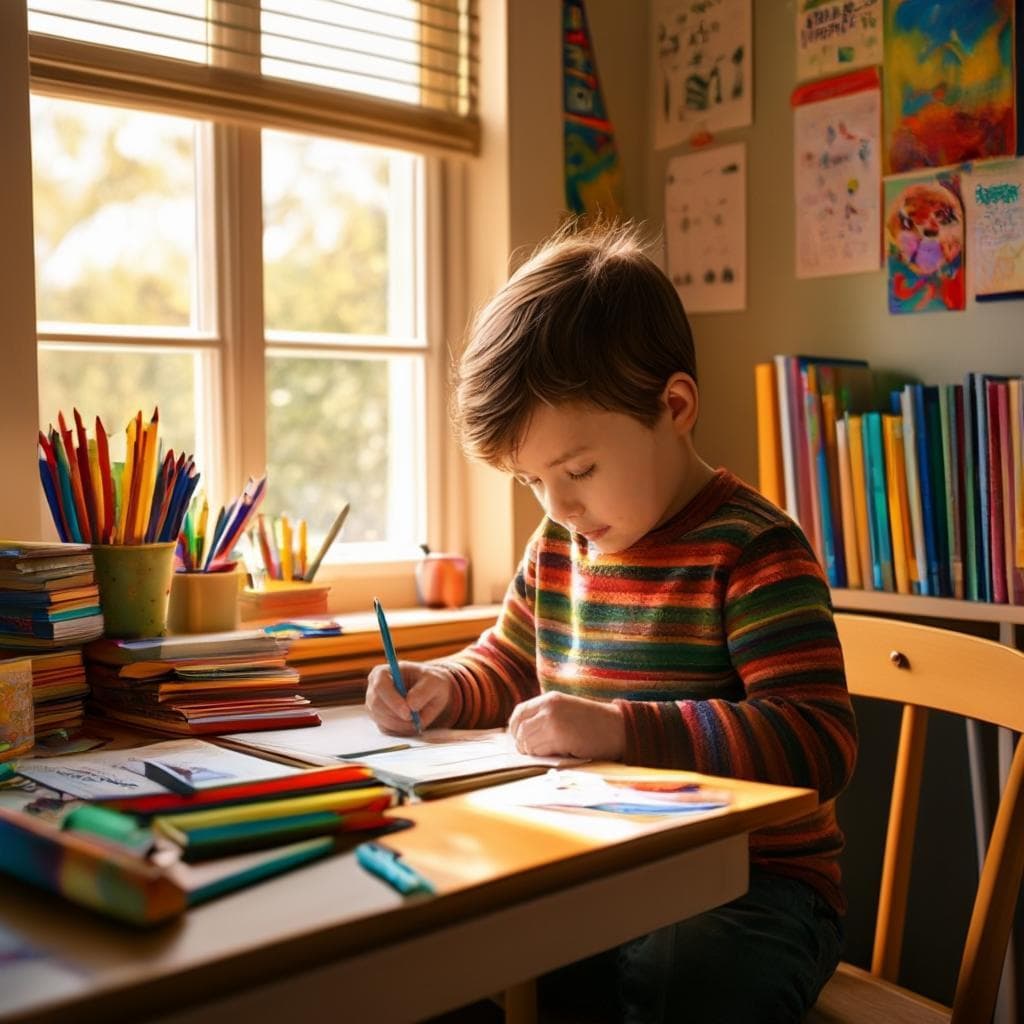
[665,143,746,312]
[795,0,882,82]
[653,0,752,149]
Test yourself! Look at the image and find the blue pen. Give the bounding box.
[373,598,422,733]
[356,842,435,896]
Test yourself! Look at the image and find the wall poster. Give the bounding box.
[963,158,1024,301]
[653,0,752,150]
[665,143,746,313]
[793,69,882,279]
[795,0,883,82]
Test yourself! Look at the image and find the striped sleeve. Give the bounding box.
[617,526,857,800]
[435,540,542,729]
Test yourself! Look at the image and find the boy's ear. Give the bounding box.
[662,372,699,436]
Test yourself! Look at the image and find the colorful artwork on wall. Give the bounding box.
[884,170,965,313]
[562,0,624,219]
[963,158,1024,301]
[793,68,882,278]
[795,0,883,82]
[653,0,752,150]
[883,0,1016,174]
[665,143,746,312]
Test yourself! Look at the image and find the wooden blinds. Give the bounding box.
[27,0,480,154]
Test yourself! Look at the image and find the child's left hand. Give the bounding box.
[508,691,625,760]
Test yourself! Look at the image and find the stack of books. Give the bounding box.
[239,580,331,625]
[274,605,500,704]
[756,358,1024,602]
[0,542,102,735]
[84,630,321,735]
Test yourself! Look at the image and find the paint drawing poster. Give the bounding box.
[884,169,965,314]
[964,159,1024,300]
[665,143,746,313]
[796,0,883,82]
[884,0,1016,174]
[653,0,752,150]
[793,70,882,278]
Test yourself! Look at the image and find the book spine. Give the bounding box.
[835,418,862,589]
[846,414,874,591]
[939,386,962,600]
[820,386,847,587]
[912,385,939,596]
[864,413,894,591]
[998,381,1018,604]
[1010,379,1024,603]
[803,363,826,570]
[924,387,951,597]
[986,380,1007,603]
[974,374,992,601]
[774,355,798,519]
[882,415,911,595]
[755,362,785,508]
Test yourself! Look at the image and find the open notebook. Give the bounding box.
[219,705,585,798]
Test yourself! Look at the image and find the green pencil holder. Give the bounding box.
[92,543,176,639]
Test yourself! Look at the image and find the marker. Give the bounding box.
[373,598,421,734]
[356,842,435,896]
[62,804,155,856]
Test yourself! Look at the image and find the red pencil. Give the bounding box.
[95,415,115,545]
[57,411,92,543]
[73,409,100,543]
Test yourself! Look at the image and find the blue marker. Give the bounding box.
[356,841,435,896]
[373,598,421,734]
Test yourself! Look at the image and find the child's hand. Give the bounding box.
[365,660,456,734]
[508,691,625,760]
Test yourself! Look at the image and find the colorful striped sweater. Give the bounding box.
[439,468,857,915]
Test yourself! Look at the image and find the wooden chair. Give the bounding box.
[808,613,1024,1024]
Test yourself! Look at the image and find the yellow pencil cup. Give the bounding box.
[92,543,176,639]
[168,563,243,634]
[0,656,34,762]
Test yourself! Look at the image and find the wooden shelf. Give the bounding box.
[831,589,1024,626]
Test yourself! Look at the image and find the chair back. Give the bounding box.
[835,613,1024,1024]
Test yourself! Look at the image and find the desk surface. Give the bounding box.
[1,767,815,1024]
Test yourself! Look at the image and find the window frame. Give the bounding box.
[4,6,470,610]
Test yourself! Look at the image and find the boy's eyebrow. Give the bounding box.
[545,444,591,469]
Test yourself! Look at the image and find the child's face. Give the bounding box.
[510,398,698,555]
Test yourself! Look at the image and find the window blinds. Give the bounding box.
[27,0,479,154]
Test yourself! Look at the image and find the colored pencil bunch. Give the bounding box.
[250,503,350,583]
[38,408,200,546]
[177,475,267,573]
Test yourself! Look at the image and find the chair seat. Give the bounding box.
[807,962,951,1024]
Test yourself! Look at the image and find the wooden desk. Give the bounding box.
[0,769,815,1024]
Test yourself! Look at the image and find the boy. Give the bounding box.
[366,223,856,1023]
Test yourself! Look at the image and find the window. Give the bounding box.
[23,2,478,575]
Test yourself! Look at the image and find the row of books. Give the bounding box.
[0,541,104,736]
[756,357,1024,601]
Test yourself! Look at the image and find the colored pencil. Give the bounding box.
[304,502,350,581]
[96,415,115,545]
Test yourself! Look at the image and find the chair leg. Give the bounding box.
[504,979,537,1024]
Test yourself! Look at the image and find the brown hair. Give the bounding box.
[452,221,696,468]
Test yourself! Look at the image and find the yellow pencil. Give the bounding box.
[134,407,160,544]
[87,438,104,546]
[280,514,293,582]
[297,518,307,579]
[116,416,137,544]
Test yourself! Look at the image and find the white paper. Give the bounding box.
[795,0,882,82]
[19,738,296,800]
[963,158,1024,299]
[665,143,746,312]
[794,85,882,278]
[653,0,752,149]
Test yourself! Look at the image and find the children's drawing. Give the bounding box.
[653,0,752,150]
[963,159,1024,300]
[794,70,882,278]
[796,0,882,82]
[884,0,1016,174]
[665,143,746,313]
[885,170,965,314]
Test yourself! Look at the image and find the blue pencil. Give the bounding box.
[38,455,68,542]
[373,598,421,733]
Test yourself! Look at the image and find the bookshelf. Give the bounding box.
[831,589,1024,629]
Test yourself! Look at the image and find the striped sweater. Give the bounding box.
[440,468,857,915]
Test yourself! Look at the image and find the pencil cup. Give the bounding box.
[91,543,176,639]
[0,657,34,762]
[167,563,243,634]
[415,553,468,608]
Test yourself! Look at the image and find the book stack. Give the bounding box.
[84,630,321,735]
[239,580,331,625]
[274,605,500,704]
[0,542,103,736]
[756,359,1024,602]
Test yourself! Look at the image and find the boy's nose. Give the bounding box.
[547,494,585,527]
